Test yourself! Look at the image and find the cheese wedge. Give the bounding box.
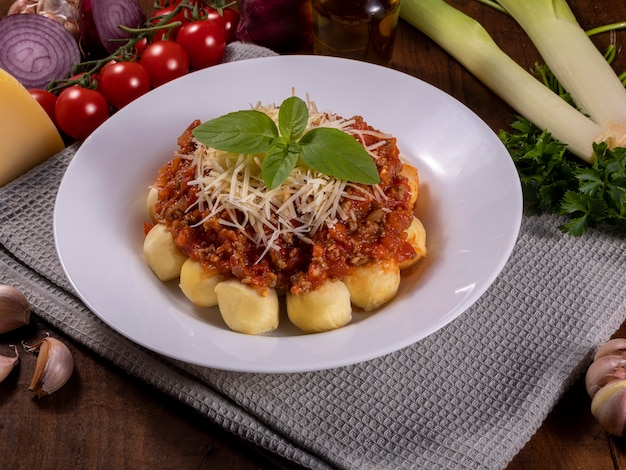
[0,68,65,187]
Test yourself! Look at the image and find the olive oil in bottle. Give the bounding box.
[312,0,401,66]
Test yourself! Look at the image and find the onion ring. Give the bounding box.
[91,0,145,54]
[0,13,80,89]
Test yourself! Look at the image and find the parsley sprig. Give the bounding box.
[499,61,626,236]
[191,96,381,189]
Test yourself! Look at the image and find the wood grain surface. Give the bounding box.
[1,1,626,468]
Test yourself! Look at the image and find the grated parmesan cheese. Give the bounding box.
[183,103,388,259]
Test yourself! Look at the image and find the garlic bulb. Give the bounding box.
[586,338,626,436]
[7,0,37,15]
[0,345,19,383]
[0,284,31,334]
[25,336,74,397]
[8,0,80,40]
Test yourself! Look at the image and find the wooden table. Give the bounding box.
[1,1,626,468]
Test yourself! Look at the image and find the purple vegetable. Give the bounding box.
[0,13,81,89]
[78,0,107,57]
[79,0,145,55]
[236,0,313,53]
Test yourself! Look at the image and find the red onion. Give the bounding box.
[86,0,146,54]
[0,13,81,89]
[236,0,313,53]
[78,0,107,56]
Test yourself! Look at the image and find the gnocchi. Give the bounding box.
[286,280,352,333]
[401,163,419,209]
[143,105,428,335]
[343,258,401,312]
[214,279,279,335]
[146,186,159,222]
[143,223,186,281]
[179,258,224,308]
[399,216,428,270]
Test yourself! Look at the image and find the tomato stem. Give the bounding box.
[46,0,192,94]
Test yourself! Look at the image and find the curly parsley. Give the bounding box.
[499,60,626,236]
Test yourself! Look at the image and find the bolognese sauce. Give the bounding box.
[148,112,417,296]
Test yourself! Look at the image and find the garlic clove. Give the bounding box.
[7,0,38,15]
[0,284,31,334]
[594,338,626,361]
[585,354,626,398]
[25,336,74,397]
[591,380,626,437]
[0,345,19,383]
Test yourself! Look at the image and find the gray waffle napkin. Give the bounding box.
[2,42,626,470]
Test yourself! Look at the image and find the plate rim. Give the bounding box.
[54,55,523,373]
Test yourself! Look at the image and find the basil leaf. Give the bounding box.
[192,110,278,154]
[192,97,383,189]
[262,146,299,189]
[278,96,309,141]
[299,128,381,184]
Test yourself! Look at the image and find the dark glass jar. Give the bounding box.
[312,0,401,66]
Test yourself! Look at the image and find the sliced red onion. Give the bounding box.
[91,0,145,54]
[0,13,81,89]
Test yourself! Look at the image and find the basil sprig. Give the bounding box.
[191,96,381,189]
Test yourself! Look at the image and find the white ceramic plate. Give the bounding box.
[54,55,522,373]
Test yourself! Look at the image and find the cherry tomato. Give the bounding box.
[55,86,109,140]
[28,89,57,124]
[221,8,240,44]
[69,71,103,93]
[151,6,188,41]
[198,8,225,29]
[100,61,151,109]
[134,37,149,57]
[98,59,118,74]
[176,20,226,70]
[140,40,189,87]
[201,7,239,44]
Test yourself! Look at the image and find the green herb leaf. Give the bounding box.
[278,96,309,141]
[192,110,278,154]
[191,96,381,189]
[299,128,380,184]
[498,51,626,235]
[502,116,626,235]
[559,191,608,235]
[262,146,298,190]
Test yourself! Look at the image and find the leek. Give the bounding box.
[399,0,623,164]
[495,0,626,143]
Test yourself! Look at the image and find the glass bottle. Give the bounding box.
[312,0,401,66]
